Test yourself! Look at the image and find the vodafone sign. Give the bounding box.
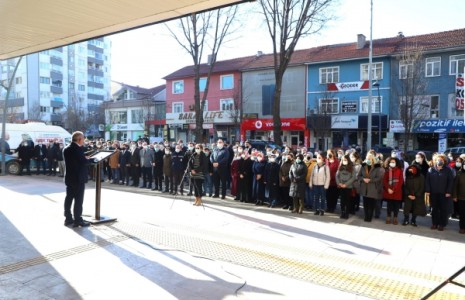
[327,81,369,92]
[241,118,306,131]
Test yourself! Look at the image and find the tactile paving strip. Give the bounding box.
[0,235,128,275]
[108,221,465,300]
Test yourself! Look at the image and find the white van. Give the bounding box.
[0,122,72,151]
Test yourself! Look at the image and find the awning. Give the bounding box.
[0,0,251,59]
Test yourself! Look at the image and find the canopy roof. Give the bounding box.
[0,0,249,59]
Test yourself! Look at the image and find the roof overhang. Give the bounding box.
[0,0,252,60]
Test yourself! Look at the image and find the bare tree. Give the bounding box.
[28,102,45,122]
[258,0,334,145]
[392,43,428,152]
[166,6,239,142]
[61,93,88,132]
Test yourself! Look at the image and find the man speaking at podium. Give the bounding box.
[63,131,95,227]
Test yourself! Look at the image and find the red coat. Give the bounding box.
[327,159,339,187]
[383,166,404,200]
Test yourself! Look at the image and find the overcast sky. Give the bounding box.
[110,0,465,88]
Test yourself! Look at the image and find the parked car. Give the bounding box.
[444,147,465,159]
[0,153,21,175]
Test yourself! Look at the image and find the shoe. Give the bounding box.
[209,194,213,197]
[320,211,324,216]
[411,222,417,227]
[298,207,303,214]
[73,220,90,228]
[437,226,444,231]
[459,229,465,234]
[386,217,391,224]
[291,209,297,213]
[221,196,225,200]
[431,225,438,230]
[212,195,219,198]
[314,210,320,215]
[288,206,293,211]
[393,217,398,225]
[187,192,193,196]
[151,188,156,191]
[402,220,409,226]
[282,205,289,210]
[64,219,74,226]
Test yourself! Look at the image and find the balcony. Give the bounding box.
[87,56,103,65]
[0,97,24,107]
[50,70,63,81]
[50,86,63,94]
[50,56,63,66]
[87,68,104,77]
[87,81,104,89]
[51,100,64,108]
[88,93,104,101]
[50,114,62,122]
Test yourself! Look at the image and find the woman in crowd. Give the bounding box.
[189,144,207,206]
[289,153,307,214]
[336,154,356,219]
[237,150,253,203]
[304,153,316,210]
[359,153,384,222]
[382,157,404,225]
[425,153,454,231]
[230,146,241,200]
[309,153,330,216]
[451,157,463,219]
[264,153,280,208]
[452,160,465,234]
[252,152,267,205]
[326,149,340,213]
[413,151,430,177]
[279,152,293,210]
[402,164,426,227]
[349,151,362,213]
[202,147,213,197]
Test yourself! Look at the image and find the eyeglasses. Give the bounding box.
[195,148,200,149]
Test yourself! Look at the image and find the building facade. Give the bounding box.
[106,83,166,142]
[0,37,112,131]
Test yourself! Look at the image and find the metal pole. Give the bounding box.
[378,84,381,147]
[367,0,374,152]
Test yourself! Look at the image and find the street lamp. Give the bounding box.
[373,81,381,147]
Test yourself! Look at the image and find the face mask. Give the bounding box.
[296,159,301,164]
[342,160,348,165]
[188,146,194,151]
[338,154,343,159]
[175,149,181,153]
[238,149,243,153]
[365,160,372,166]
[415,157,423,164]
[233,148,238,153]
[437,160,444,167]
[269,158,276,163]
[456,162,462,168]
[154,148,159,152]
[164,144,169,147]
[389,162,396,168]
[391,153,397,158]
[241,154,246,159]
[195,149,201,154]
[217,143,224,149]
[143,145,147,149]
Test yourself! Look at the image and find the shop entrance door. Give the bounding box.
[290,131,302,148]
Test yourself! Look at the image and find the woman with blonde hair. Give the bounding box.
[358,153,384,222]
[425,153,454,231]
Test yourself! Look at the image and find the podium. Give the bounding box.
[86,150,117,224]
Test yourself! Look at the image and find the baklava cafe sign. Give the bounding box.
[166,111,234,124]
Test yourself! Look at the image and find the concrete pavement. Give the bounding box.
[0,174,464,299]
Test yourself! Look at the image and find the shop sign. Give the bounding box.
[241,118,306,131]
[341,101,358,113]
[327,80,369,92]
[331,115,358,129]
[166,111,234,124]
[110,123,144,131]
[389,120,405,133]
[455,73,464,110]
[413,119,465,133]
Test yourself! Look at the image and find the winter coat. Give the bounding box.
[358,163,384,199]
[279,159,292,187]
[310,163,330,189]
[189,152,207,180]
[336,166,356,189]
[452,169,465,200]
[171,151,184,172]
[210,147,230,169]
[130,147,140,166]
[139,147,154,168]
[305,159,317,183]
[403,164,426,216]
[425,166,454,195]
[289,161,308,198]
[109,149,120,169]
[118,149,131,167]
[238,157,253,184]
[327,159,339,187]
[252,160,267,182]
[352,163,362,193]
[383,166,404,201]
[264,161,280,199]
[163,154,172,177]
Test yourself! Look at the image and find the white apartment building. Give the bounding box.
[0,37,111,129]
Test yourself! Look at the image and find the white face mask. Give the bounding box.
[415,157,423,164]
[217,143,224,149]
[238,149,243,153]
[195,149,201,154]
[389,162,396,168]
[175,149,181,153]
[456,162,462,168]
[342,160,348,165]
[269,158,276,163]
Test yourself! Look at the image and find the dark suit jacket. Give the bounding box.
[64,142,93,186]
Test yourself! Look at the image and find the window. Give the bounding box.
[262,84,275,115]
[399,95,431,119]
[361,62,383,80]
[173,80,184,94]
[450,54,465,75]
[40,91,50,99]
[220,98,234,110]
[360,96,381,113]
[110,111,127,124]
[40,106,49,113]
[172,102,184,113]
[426,57,441,77]
[399,61,413,79]
[430,95,439,118]
[199,78,207,92]
[319,67,339,84]
[15,91,22,98]
[15,77,22,84]
[131,109,143,124]
[39,77,50,84]
[319,98,339,114]
[220,74,234,90]
[78,84,85,91]
[39,62,50,70]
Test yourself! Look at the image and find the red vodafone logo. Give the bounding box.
[255,120,263,129]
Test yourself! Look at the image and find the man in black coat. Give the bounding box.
[118,143,131,185]
[33,143,47,175]
[152,143,164,191]
[63,131,95,227]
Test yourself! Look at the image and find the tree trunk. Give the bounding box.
[272,75,283,146]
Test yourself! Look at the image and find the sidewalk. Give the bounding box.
[0,174,464,299]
